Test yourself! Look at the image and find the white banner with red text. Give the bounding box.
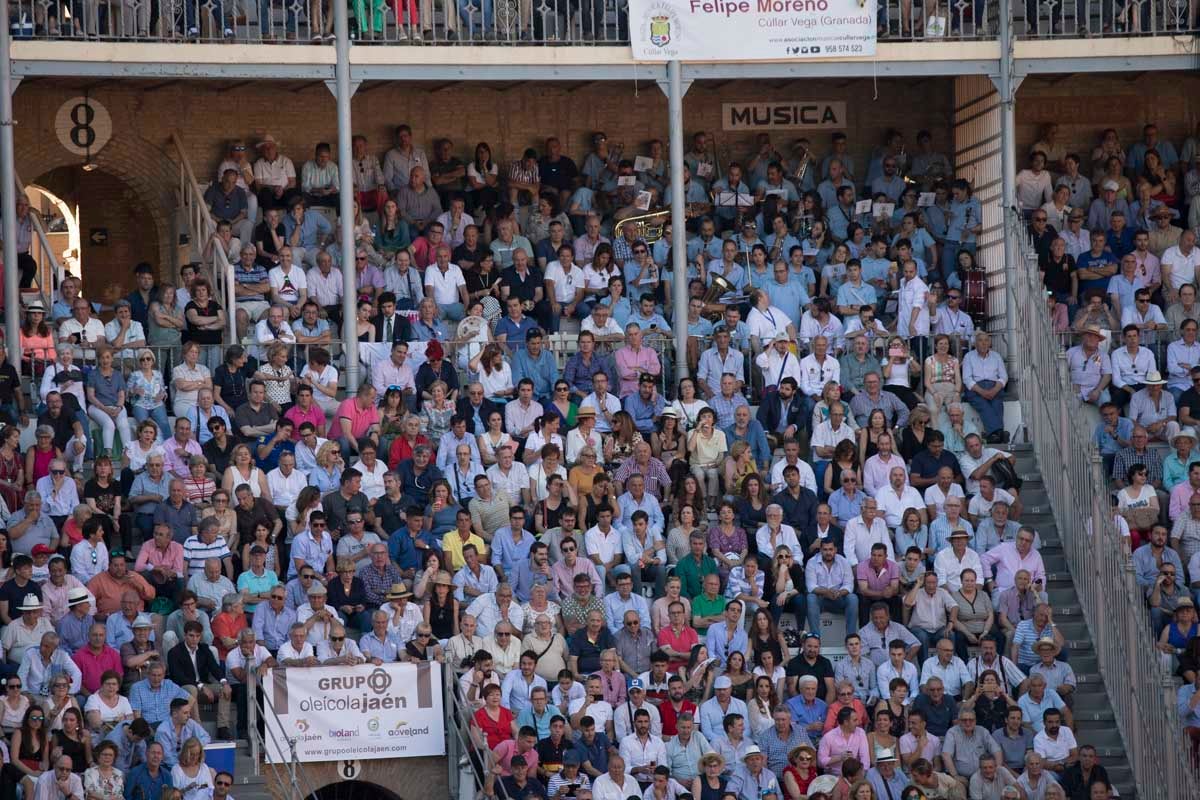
[263,661,445,763]
[628,0,876,61]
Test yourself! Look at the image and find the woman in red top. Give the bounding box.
[782,744,818,800]
[471,684,514,751]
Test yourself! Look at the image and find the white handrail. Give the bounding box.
[1005,209,1200,800]
[169,131,238,346]
[13,170,64,303]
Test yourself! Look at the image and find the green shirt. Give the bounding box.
[674,554,719,599]
[690,592,727,635]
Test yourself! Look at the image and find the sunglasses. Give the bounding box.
[330,636,345,642]
[301,574,316,580]
[416,633,432,639]
[216,782,233,788]
[52,469,66,475]
[561,546,576,553]
[140,356,154,362]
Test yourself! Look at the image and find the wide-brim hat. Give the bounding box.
[1144,370,1167,386]
[1079,325,1104,339]
[576,407,596,418]
[257,134,280,149]
[386,582,413,600]
[67,587,91,607]
[432,571,454,587]
[1174,427,1198,445]
[17,593,43,611]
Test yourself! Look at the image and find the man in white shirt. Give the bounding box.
[267,452,307,512]
[1121,290,1168,348]
[486,446,531,508]
[896,260,931,339]
[295,583,344,646]
[933,289,976,341]
[268,249,309,317]
[933,531,983,593]
[618,705,668,785]
[1031,707,1078,775]
[581,303,625,342]
[875,466,927,529]
[424,244,470,322]
[755,334,803,390]
[768,440,817,494]
[797,335,840,399]
[811,402,856,463]
[842,498,895,566]
[1108,324,1158,408]
[1161,230,1200,303]
[581,372,623,434]
[545,245,587,323]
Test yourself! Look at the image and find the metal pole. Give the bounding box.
[998,0,1017,360]
[668,60,688,380]
[334,0,359,388]
[1,0,20,354]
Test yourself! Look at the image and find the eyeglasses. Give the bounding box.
[946,293,961,299]
[356,256,368,261]
[330,636,345,642]
[496,632,512,637]
[1033,216,1047,222]
[416,633,432,639]
[625,621,638,627]
[30,715,44,721]
[301,574,316,580]
[348,519,364,525]
[52,469,65,475]
[215,781,233,788]
[6,683,21,690]
[140,356,154,362]
[270,594,285,600]
[561,546,576,553]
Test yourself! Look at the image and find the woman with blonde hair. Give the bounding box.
[310,441,343,493]
[221,443,271,501]
[723,440,756,496]
[568,446,603,497]
[420,380,455,444]
[170,737,215,800]
[127,348,170,441]
[253,342,297,409]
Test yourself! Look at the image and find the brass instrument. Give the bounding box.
[702,274,735,320]
[790,144,812,236]
[614,202,706,245]
[615,210,670,244]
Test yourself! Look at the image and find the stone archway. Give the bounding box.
[15,115,179,283]
[32,164,162,301]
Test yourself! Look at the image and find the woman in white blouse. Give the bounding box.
[471,344,514,403]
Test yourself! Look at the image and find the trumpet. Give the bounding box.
[791,147,812,235]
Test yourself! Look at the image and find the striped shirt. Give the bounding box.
[182,535,232,576]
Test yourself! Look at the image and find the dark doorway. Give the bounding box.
[310,780,405,800]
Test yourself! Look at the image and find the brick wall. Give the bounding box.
[1015,72,1200,161]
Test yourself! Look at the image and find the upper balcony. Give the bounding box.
[7,0,1199,79]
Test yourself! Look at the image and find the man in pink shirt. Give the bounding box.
[614,325,662,398]
[980,526,1046,595]
[161,418,203,480]
[336,383,381,459]
[135,523,186,599]
[284,384,327,439]
[71,622,124,694]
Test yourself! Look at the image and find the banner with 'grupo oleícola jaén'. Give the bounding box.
[264,662,446,763]
[628,0,876,61]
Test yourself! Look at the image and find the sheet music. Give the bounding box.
[635,191,653,211]
[854,199,872,215]
[918,192,936,207]
[617,175,636,187]
[633,156,654,172]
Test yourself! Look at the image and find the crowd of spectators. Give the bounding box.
[0,123,1136,800]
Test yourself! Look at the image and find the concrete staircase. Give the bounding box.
[1009,442,1135,798]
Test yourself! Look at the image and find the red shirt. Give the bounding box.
[473,705,514,750]
[656,625,699,671]
[658,699,697,737]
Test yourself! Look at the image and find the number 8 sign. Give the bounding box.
[338,760,363,781]
[55,97,112,158]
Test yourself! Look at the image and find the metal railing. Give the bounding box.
[1005,208,1200,800]
[247,670,323,800]
[170,131,238,346]
[5,0,1196,43]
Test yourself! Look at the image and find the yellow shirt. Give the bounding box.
[442,531,488,571]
